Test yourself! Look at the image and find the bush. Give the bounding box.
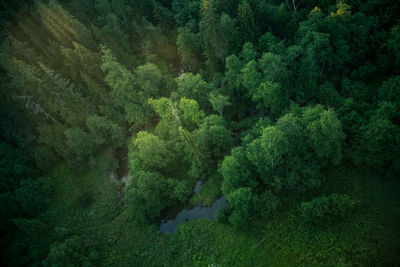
[75,189,93,207]
[43,236,99,267]
[300,194,355,226]
[125,171,173,222]
[227,187,255,228]
[256,190,280,218]
[215,206,230,224]
[170,180,191,202]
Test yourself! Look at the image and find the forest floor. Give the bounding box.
[45,152,400,266]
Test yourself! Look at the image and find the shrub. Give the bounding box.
[75,189,93,207]
[256,190,280,218]
[215,206,230,224]
[300,194,355,226]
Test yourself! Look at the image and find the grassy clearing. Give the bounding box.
[43,156,400,266]
[42,151,169,266]
[44,151,121,239]
[165,164,400,266]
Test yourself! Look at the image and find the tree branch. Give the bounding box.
[16,95,60,124]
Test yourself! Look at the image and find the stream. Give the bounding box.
[159,180,227,234]
[112,152,227,234]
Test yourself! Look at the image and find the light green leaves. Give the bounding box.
[247,126,289,172]
[302,105,345,165]
[209,92,230,115]
[133,131,171,170]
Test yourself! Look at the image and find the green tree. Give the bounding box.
[149,97,178,121]
[241,60,262,96]
[43,236,99,267]
[14,178,51,216]
[219,12,240,54]
[153,1,174,31]
[194,115,233,168]
[12,218,48,239]
[386,25,400,70]
[200,0,227,72]
[258,32,286,54]
[227,187,254,228]
[177,27,203,72]
[0,143,34,193]
[273,113,321,194]
[172,0,201,30]
[36,0,94,48]
[176,73,211,109]
[378,76,400,103]
[101,45,135,104]
[220,147,256,195]
[168,179,191,202]
[99,13,133,66]
[111,0,131,26]
[0,143,37,238]
[301,105,345,165]
[85,115,125,148]
[300,194,355,226]
[209,92,230,115]
[258,52,289,84]
[101,47,158,129]
[132,131,172,171]
[224,54,242,95]
[178,126,205,174]
[247,126,289,176]
[134,63,162,96]
[65,127,95,168]
[94,0,111,18]
[252,81,288,118]
[363,108,400,174]
[239,42,257,63]
[179,97,205,129]
[255,190,280,219]
[238,1,259,44]
[125,171,173,221]
[294,10,331,102]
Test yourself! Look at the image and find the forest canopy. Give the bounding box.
[0,0,399,266]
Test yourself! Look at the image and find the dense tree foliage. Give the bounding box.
[43,236,99,267]
[300,193,356,226]
[0,0,399,265]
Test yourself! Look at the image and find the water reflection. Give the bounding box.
[159,196,226,234]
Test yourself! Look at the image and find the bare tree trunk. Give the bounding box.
[320,56,327,77]
[1,27,17,41]
[170,102,182,126]
[286,0,302,13]
[17,95,60,124]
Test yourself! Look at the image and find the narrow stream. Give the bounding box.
[113,150,227,234]
[159,180,227,234]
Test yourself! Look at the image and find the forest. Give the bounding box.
[0,0,399,266]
